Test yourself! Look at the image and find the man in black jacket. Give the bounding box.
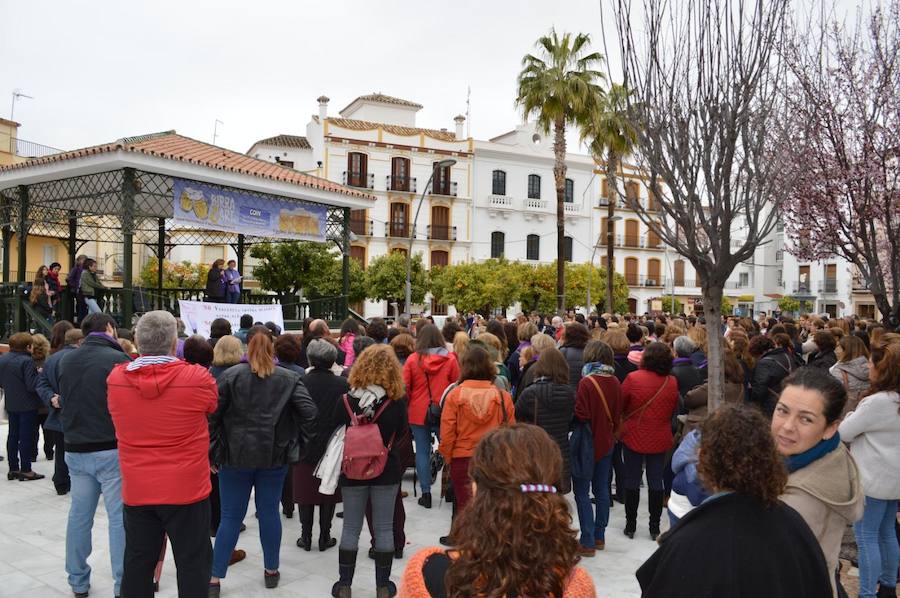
[57,313,131,598]
[0,332,44,481]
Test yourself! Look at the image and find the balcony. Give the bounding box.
[725,279,753,289]
[775,249,784,262]
[639,275,667,288]
[852,276,871,291]
[349,218,373,237]
[525,198,549,210]
[386,175,417,193]
[385,222,413,238]
[792,282,815,295]
[430,181,457,197]
[427,225,457,241]
[619,234,644,248]
[818,280,838,294]
[488,194,514,209]
[563,202,582,215]
[342,171,375,190]
[672,278,699,288]
[10,137,63,159]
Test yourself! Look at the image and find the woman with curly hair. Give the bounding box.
[330,344,409,598]
[401,424,596,597]
[636,404,833,597]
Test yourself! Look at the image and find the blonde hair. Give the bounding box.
[118,339,137,355]
[476,332,504,360]
[213,335,243,367]
[31,334,50,361]
[247,333,275,378]
[348,344,405,400]
[687,326,708,353]
[453,331,470,361]
[529,333,556,355]
[604,329,630,355]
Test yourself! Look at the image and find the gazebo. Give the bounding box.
[0,131,374,338]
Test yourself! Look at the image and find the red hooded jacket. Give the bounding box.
[403,349,460,426]
[107,359,218,506]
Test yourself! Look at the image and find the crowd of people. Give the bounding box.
[0,305,898,597]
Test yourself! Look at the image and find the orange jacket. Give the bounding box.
[439,380,514,460]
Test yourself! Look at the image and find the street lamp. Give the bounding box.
[405,158,457,313]
[587,215,622,312]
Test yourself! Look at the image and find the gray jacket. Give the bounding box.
[35,345,77,432]
[829,357,870,396]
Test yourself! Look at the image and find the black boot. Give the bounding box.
[319,503,337,551]
[296,505,313,551]
[624,489,640,539]
[877,585,897,598]
[648,489,665,541]
[332,549,356,598]
[374,550,397,598]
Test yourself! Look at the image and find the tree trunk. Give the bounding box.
[605,153,618,315]
[553,119,567,315]
[702,284,725,413]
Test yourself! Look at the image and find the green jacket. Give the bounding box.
[80,270,106,297]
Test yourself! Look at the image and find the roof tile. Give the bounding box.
[328,118,458,142]
[250,134,311,150]
[340,93,423,113]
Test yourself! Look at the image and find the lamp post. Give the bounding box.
[406,158,456,313]
[587,214,622,311]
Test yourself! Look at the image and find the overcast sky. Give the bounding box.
[2,0,864,155]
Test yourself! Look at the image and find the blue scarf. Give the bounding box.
[784,433,841,473]
[582,361,616,378]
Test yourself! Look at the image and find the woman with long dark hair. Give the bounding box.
[400,424,595,597]
[205,258,227,303]
[208,333,316,595]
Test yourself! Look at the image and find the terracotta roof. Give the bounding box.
[0,131,373,200]
[250,134,311,150]
[327,118,458,142]
[340,93,423,113]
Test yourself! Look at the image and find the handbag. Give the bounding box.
[341,395,395,481]
[586,375,621,440]
[420,359,442,428]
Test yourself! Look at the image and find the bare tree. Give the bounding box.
[781,1,900,327]
[607,0,793,410]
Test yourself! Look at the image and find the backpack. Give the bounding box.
[341,395,395,481]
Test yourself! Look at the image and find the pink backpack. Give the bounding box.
[341,395,395,481]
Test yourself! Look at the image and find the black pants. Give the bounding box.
[121,498,212,598]
[49,430,70,491]
[209,472,221,533]
[622,446,666,491]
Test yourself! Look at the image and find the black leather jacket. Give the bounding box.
[210,363,317,469]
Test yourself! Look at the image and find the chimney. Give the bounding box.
[317,95,330,121]
[454,115,466,139]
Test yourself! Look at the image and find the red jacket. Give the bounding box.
[575,373,622,460]
[620,369,678,454]
[403,350,460,426]
[107,359,218,506]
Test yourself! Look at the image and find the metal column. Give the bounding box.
[156,218,165,310]
[0,194,11,283]
[16,185,29,283]
[342,208,350,320]
[121,169,136,326]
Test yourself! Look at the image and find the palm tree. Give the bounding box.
[517,29,604,314]
[581,83,638,314]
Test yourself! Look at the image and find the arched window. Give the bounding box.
[431,250,449,268]
[563,236,574,262]
[430,206,450,240]
[625,257,639,286]
[528,174,541,199]
[390,157,411,191]
[389,203,409,238]
[625,219,640,247]
[564,178,575,203]
[647,258,661,285]
[346,152,368,188]
[492,170,507,195]
[491,231,505,259]
[526,234,540,261]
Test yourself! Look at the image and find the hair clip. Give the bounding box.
[519,484,557,494]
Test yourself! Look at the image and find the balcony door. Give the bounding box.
[674,259,685,286]
[798,265,811,293]
[390,203,409,238]
[824,263,837,292]
[349,209,367,236]
[433,162,451,195]
[391,157,410,191]
[431,206,450,240]
[347,152,367,187]
[625,219,640,247]
[647,258,661,285]
[625,257,639,286]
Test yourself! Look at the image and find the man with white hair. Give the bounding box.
[107,311,219,597]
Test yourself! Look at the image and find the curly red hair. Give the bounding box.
[444,424,580,598]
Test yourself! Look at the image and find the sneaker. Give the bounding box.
[417,493,432,509]
[264,570,280,589]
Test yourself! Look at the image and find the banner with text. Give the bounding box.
[172,178,327,242]
[178,300,285,339]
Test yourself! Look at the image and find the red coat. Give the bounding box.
[575,373,622,460]
[620,369,679,454]
[403,350,460,426]
[107,360,218,506]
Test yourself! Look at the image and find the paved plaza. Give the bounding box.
[0,423,660,598]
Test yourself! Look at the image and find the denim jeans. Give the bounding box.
[853,496,899,597]
[340,484,399,552]
[411,424,437,494]
[573,448,613,548]
[226,290,241,304]
[85,297,102,314]
[211,465,287,578]
[65,450,125,596]
[6,410,37,473]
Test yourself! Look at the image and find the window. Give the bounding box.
[776,269,783,287]
[600,217,614,246]
[528,174,541,199]
[563,236,573,262]
[647,188,659,211]
[430,206,450,240]
[647,226,662,249]
[347,152,367,187]
[491,231,505,258]
[601,178,609,201]
[674,260,685,286]
[647,259,661,285]
[625,181,640,205]
[275,157,294,169]
[625,219,640,247]
[492,170,507,195]
[349,209,368,236]
[624,257,639,286]
[431,298,449,316]
[564,178,574,203]
[431,250,449,268]
[391,157,411,191]
[43,245,57,267]
[739,272,749,287]
[350,246,366,269]
[389,203,409,237]
[433,161,452,195]
[798,265,810,293]
[526,234,540,261]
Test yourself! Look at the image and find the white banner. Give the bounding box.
[178,300,285,339]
